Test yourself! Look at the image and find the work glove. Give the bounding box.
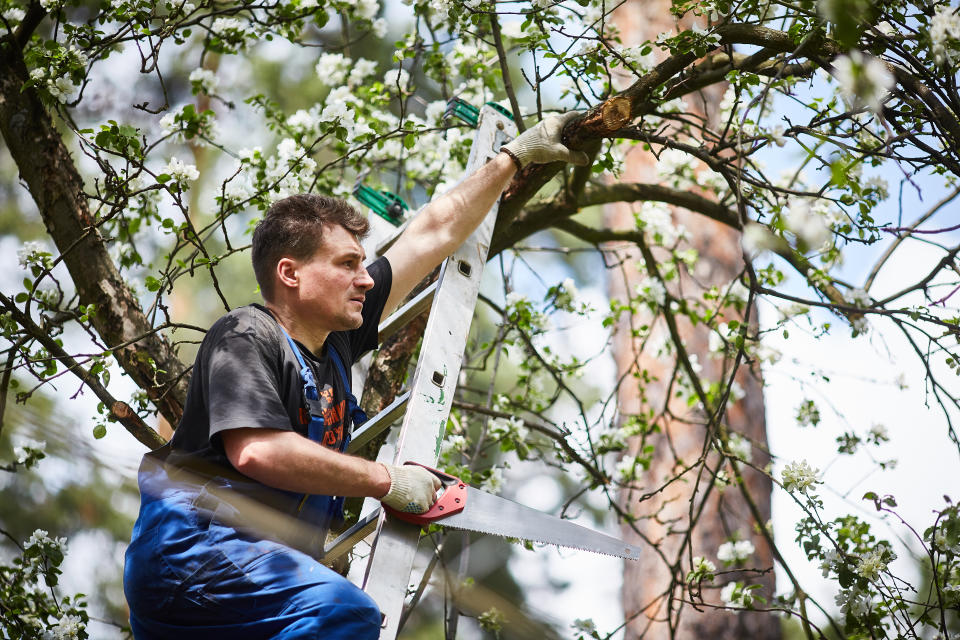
[380,463,443,513]
[501,111,590,168]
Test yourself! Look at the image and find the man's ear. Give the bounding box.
[275,257,299,291]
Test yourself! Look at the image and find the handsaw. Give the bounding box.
[382,463,641,561]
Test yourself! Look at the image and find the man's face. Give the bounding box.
[293,224,374,332]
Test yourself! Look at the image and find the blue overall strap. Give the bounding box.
[325,345,368,433]
[276,326,325,442]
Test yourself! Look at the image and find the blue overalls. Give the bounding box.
[123,332,381,639]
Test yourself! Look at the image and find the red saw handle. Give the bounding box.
[383,462,468,526]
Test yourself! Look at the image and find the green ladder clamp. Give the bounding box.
[354,98,513,226]
[353,184,409,227]
[445,97,513,128]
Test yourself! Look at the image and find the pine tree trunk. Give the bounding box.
[608,3,779,639]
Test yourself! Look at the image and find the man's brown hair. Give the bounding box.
[251,194,370,300]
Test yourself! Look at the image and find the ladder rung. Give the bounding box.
[322,508,381,565]
[347,391,410,454]
[378,281,437,342]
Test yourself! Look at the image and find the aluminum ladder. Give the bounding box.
[322,104,517,639]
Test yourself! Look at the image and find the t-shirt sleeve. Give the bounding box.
[348,256,392,358]
[204,321,294,438]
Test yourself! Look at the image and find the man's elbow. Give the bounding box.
[222,429,279,477]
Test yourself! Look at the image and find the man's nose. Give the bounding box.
[356,267,375,290]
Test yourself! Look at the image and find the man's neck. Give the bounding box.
[264,302,330,355]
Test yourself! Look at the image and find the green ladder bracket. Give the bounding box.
[353,183,409,227]
[444,97,514,128]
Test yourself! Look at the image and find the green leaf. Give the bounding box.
[93,424,107,439]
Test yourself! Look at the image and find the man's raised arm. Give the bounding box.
[380,112,589,319]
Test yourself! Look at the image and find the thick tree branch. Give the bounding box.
[0,293,166,449]
[0,36,188,435]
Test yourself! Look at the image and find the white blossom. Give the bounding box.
[726,433,752,462]
[637,279,666,307]
[689,556,716,581]
[615,455,639,482]
[50,614,84,639]
[316,53,349,86]
[868,423,889,443]
[862,175,888,200]
[174,1,196,15]
[211,17,248,38]
[717,539,755,564]
[820,549,842,577]
[353,0,379,20]
[159,113,178,133]
[488,416,528,442]
[26,528,64,549]
[835,588,872,617]
[850,314,869,336]
[553,277,579,310]
[784,198,832,249]
[741,222,778,255]
[930,6,960,65]
[834,50,893,113]
[501,21,525,40]
[480,467,504,494]
[781,459,819,495]
[655,148,696,188]
[349,58,377,86]
[572,618,597,634]
[48,76,79,103]
[17,241,46,269]
[39,0,61,11]
[429,0,453,17]
[371,17,387,37]
[440,434,466,456]
[14,438,46,464]
[2,8,26,22]
[720,581,754,607]
[189,67,219,94]
[617,44,655,73]
[222,174,254,204]
[635,200,684,245]
[845,287,871,308]
[162,157,200,182]
[286,109,321,137]
[856,545,895,580]
[383,67,410,90]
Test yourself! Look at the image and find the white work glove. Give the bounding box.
[380,464,443,514]
[501,111,590,168]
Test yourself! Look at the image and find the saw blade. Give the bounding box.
[436,487,642,560]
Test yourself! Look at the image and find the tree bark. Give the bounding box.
[0,36,187,437]
[607,3,778,639]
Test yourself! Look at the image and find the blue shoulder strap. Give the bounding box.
[326,345,368,429]
[275,323,367,441]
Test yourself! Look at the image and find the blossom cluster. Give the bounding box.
[717,539,755,565]
[781,459,820,495]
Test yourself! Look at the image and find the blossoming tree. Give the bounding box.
[0,0,959,638]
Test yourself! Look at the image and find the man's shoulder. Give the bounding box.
[206,304,280,344]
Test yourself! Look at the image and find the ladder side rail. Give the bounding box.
[361,107,516,639]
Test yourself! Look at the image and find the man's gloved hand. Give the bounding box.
[379,464,443,514]
[501,111,590,169]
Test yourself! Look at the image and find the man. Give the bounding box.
[123,111,588,639]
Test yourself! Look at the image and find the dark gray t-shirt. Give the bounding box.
[163,257,391,480]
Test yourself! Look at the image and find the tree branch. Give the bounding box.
[0,34,188,431]
[0,293,166,449]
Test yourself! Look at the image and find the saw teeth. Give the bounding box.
[438,523,632,559]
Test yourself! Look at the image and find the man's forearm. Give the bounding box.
[380,152,516,315]
[414,151,517,249]
[222,427,392,498]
